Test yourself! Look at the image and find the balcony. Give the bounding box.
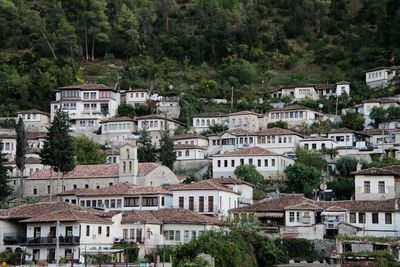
[3,233,26,245]
[25,236,80,246]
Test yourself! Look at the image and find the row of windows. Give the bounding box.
[195,118,219,127]
[141,120,163,128]
[289,211,310,222]
[80,199,122,209]
[363,181,385,194]
[163,230,204,242]
[298,88,312,95]
[368,71,383,79]
[217,158,276,168]
[83,103,98,110]
[104,123,132,131]
[62,103,77,110]
[270,111,304,120]
[129,92,146,98]
[330,135,351,142]
[0,142,14,151]
[37,182,114,195]
[83,92,97,100]
[19,113,39,120]
[122,228,143,241]
[79,120,95,127]
[257,136,293,144]
[86,225,110,237]
[177,150,190,157]
[349,212,392,224]
[176,140,195,145]
[303,143,326,150]
[61,90,79,98]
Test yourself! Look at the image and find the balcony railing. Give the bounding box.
[26,236,80,246]
[3,233,26,245]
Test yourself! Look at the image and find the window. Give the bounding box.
[359,212,366,223]
[98,227,102,235]
[217,160,221,167]
[296,212,300,222]
[312,144,317,150]
[175,231,181,241]
[142,197,158,206]
[86,225,90,236]
[372,213,379,224]
[258,159,261,167]
[33,249,40,262]
[130,229,135,239]
[208,196,214,212]
[224,160,228,167]
[350,213,356,223]
[85,184,89,189]
[192,231,197,240]
[231,160,235,167]
[289,212,295,222]
[364,181,370,193]
[33,187,38,195]
[240,158,244,165]
[249,159,253,165]
[189,196,194,211]
[123,229,128,239]
[199,196,204,212]
[161,197,165,206]
[179,197,184,208]
[125,197,140,207]
[106,226,110,237]
[105,200,109,208]
[184,230,190,242]
[271,159,276,167]
[185,150,189,156]
[264,159,268,167]
[379,181,385,193]
[385,213,392,224]
[111,199,116,208]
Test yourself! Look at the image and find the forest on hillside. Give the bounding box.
[1,0,400,115]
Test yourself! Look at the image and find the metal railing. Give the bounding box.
[25,236,80,245]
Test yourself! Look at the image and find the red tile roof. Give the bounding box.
[172,134,208,140]
[102,116,134,123]
[224,129,256,136]
[26,132,47,140]
[174,144,205,150]
[213,146,278,157]
[16,109,50,116]
[228,110,261,117]
[299,137,336,142]
[25,157,41,164]
[352,166,400,176]
[256,127,303,137]
[363,97,400,104]
[58,182,172,197]
[21,209,112,223]
[192,113,227,118]
[122,208,221,225]
[27,163,161,180]
[171,180,239,194]
[59,84,113,91]
[207,177,254,187]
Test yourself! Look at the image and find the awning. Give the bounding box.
[321,211,347,216]
[254,212,284,218]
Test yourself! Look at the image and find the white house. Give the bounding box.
[58,182,173,211]
[101,116,136,146]
[256,127,304,154]
[192,113,228,134]
[207,128,258,155]
[124,89,149,107]
[327,128,371,149]
[16,109,50,132]
[50,84,121,132]
[135,114,181,148]
[174,144,206,160]
[271,83,350,101]
[352,166,400,201]
[207,177,254,206]
[364,66,399,88]
[299,137,338,151]
[172,133,209,147]
[228,110,264,132]
[0,132,16,162]
[171,180,241,217]
[265,104,323,127]
[212,146,294,179]
[362,97,400,127]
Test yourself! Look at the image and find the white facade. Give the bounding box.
[265,105,322,127]
[16,110,50,132]
[192,113,228,134]
[125,89,149,106]
[299,138,338,151]
[174,145,205,160]
[101,117,136,146]
[354,174,398,201]
[365,67,397,88]
[136,115,180,148]
[0,134,16,162]
[228,111,263,132]
[256,129,303,154]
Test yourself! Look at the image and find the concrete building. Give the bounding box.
[124,89,149,107]
[364,66,399,88]
[16,109,50,132]
[265,104,323,127]
[192,113,228,134]
[228,110,264,132]
[256,127,304,154]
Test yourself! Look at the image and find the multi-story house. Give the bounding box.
[0,132,16,162]
[101,116,136,146]
[171,180,241,217]
[207,178,254,206]
[364,66,399,88]
[256,127,304,154]
[16,109,50,132]
[124,88,149,107]
[58,182,173,211]
[265,104,323,127]
[212,146,294,179]
[327,128,371,149]
[192,113,228,133]
[135,114,181,148]
[174,144,206,160]
[207,129,258,155]
[50,84,120,132]
[228,110,264,132]
[299,137,338,151]
[362,97,400,127]
[352,166,400,201]
[172,133,209,147]
[155,96,180,119]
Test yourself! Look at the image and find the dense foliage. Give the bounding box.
[1,0,400,115]
[159,122,177,169]
[284,163,321,197]
[73,135,106,165]
[137,127,156,162]
[0,154,13,200]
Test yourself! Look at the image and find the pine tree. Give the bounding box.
[159,119,176,170]
[0,154,13,200]
[15,117,27,196]
[137,127,156,162]
[39,110,76,199]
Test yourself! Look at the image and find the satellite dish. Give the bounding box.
[320,182,328,191]
[318,103,324,109]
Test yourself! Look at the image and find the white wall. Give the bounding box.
[354,175,396,200]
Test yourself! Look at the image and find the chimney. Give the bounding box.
[356,162,362,171]
[395,199,399,211]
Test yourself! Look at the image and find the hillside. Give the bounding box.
[0,0,399,115]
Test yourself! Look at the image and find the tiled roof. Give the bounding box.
[27,163,161,180]
[135,115,181,124]
[170,180,239,194]
[228,110,261,116]
[174,144,205,150]
[21,209,112,223]
[122,208,221,225]
[207,177,254,187]
[102,116,134,123]
[192,112,227,118]
[0,133,16,139]
[125,88,148,93]
[172,134,208,140]
[25,157,41,164]
[231,194,400,213]
[26,132,47,140]
[299,137,336,142]
[363,97,400,104]
[362,129,388,136]
[327,128,370,136]
[224,128,256,136]
[16,109,50,116]
[213,146,278,157]
[268,104,318,113]
[59,84,113,91]
[58,182,172,197]
[352,166,400,176]
[256,127,303,137]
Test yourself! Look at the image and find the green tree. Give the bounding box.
[340,111,365,131]
[295,147,327,171]
[117,103,136,117]
[39,110,76,199]
[234,164,263,186]
[159,121,176,170]
[137,127,156,162]
[327,177,354,200]
[284,163,321,197]
[267,121,288,129]
[73,135,106,165]
[336,156,359,177]
[112,4,139,57]
[0,154,13,200]
[15,117,27,196]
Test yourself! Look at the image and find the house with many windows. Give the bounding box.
[16,109,50,132]
[212,146,294,179]
[50,84,120,132]
[364,66,399,88]
[101,116,136,145]
[124,89,149,107]
[256,127,304,154]
[362,97,400,127]
[265,104,323,127]
[192,113,228,134]
[271,83,350,101]
[299,137,338,151]
[207,129,258,155]
[228,110,264,132]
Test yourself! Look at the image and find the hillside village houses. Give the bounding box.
[364,66,400,88]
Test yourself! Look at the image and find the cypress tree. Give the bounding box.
[159,119,176,170]
[137,127,156,162]
[0,154,13,200]
[15,117,27,196]
[39,110,76,199]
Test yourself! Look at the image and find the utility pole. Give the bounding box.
[230,86,234,112]
[56,221,60,267]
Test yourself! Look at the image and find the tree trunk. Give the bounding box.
[41,31,58,60]
[69,43,76,72]
[56,171,60,195]
[84,20,89,60]
[19,166,24,198]
[91,32,96,61]
[49,168,53,202]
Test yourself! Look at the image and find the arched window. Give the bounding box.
[85,184,89,189]
[126,149,130,159]
[33,186,38,195]
[211,119,215,125]
[206,119,210,126]
[201,119,205,126]
[196,119,200,126]
[123,162,126,173]
[129,161,132,172]
[185,150,190,156]
[96,183,100,189]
